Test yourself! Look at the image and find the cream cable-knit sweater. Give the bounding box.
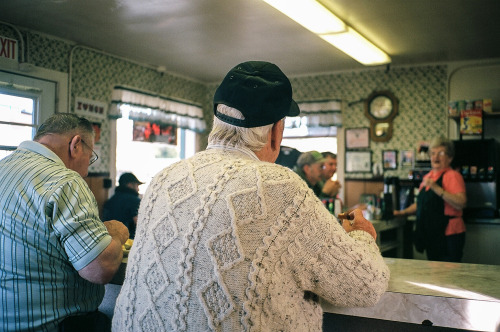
[112,147,389,332]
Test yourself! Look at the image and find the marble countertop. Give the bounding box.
[322,258,500,331]
[384,258,500,302]
[111,249,500,330]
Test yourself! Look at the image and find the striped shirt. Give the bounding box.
[0,141,112,332]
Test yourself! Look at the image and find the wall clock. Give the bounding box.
[364,90,399,142]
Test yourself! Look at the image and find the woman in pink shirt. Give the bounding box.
[395,136,467,262]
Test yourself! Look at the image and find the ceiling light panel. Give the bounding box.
[262,0,345,34]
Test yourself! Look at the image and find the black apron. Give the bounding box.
[414,172,450,260]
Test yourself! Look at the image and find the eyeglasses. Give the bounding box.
[81,139,99,165]
[429,150,446,157]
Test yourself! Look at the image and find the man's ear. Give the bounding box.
[303,164,310,174]
[270,121,283,152]
[68,135,82,159]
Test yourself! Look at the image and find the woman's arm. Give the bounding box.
[394,202,417,216]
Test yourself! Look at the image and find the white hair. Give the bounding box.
[208,104,278,151]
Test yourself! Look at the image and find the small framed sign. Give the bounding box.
[345,127,370,149]
[400,149,415,168]
[383,150,398,170]
[74,97,107,120]
[345,151,372,173]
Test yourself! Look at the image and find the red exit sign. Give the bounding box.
[0,36,18,61]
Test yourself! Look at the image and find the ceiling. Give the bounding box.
[1,0,500,83]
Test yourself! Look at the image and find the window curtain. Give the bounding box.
[109,86,206,132]
[283,99,342,137]
[296,100,342,127]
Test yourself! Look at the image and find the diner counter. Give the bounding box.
[102,243,500,331]
[322,258,500,331]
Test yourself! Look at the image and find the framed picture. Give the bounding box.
[345,127,370,149]
[400,149,415,168]
[345,151,372,173]
[383,150,398,170]
[91,122,101,143]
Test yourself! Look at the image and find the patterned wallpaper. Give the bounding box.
[1,25,447,179]
[1,25,210,174]
[290,66,448,178]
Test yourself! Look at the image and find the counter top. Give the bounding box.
[384,258,500,301]
[322,258,500,331]
[106,253,500,330]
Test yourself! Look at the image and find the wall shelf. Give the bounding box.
[449,110,500,121]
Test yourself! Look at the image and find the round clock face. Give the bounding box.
[369,96,393,119]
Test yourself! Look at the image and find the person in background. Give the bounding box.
[320,151,342,198]
[113,61,389,331]
[275,145,301,169]
[294,150,326,197]
[103,172,144,239]
[0,113,129,332]
[394,136,467,262]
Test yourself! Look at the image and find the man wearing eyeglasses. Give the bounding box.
[0,113,129,332]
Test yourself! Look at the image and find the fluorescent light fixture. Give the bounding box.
[262,0,345,34]
[262,0,391,66]
[321,28,391,65]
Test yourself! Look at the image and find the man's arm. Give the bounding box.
[78,220,129,284]
[291,193,389,307]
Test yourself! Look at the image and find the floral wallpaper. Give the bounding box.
[1,24,447,179]
[290,66,448,178]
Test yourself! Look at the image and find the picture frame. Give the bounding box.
[91,122,101,143]
[345,127,370,149]
[345,151,372,173]
[400,149,415,168]
[383,150,398,170]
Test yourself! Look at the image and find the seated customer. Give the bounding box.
[0,113,129,331]
[294,150,326,197]
[113,61,389,331]
[320,151,342,198]
[103,172,144,239]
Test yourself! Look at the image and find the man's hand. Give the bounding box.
[341,209,377,240]
[322,179,341,197]
[103,220,129,245]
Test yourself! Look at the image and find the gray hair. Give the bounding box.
[34,113,94,141]
[208,104,277,151]
[430,136,454,158]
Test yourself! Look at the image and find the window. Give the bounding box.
[0,70,60,160]
[116,106,196,195]
[0,91,37,159]
[279,115,338,179]
[281,136,337,155]
[282,116,338,154]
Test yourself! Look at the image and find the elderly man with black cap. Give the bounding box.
[113,61,389,331]
[103,172,144,239]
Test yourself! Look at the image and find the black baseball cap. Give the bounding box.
[213,61,300,128]
[119,172,144,186]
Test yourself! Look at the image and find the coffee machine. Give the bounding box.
[382,177,399,219]
[382,176,416,219]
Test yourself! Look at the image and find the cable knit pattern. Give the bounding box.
[112,147,389,332]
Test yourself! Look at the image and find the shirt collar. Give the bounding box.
[18,141,65,166]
